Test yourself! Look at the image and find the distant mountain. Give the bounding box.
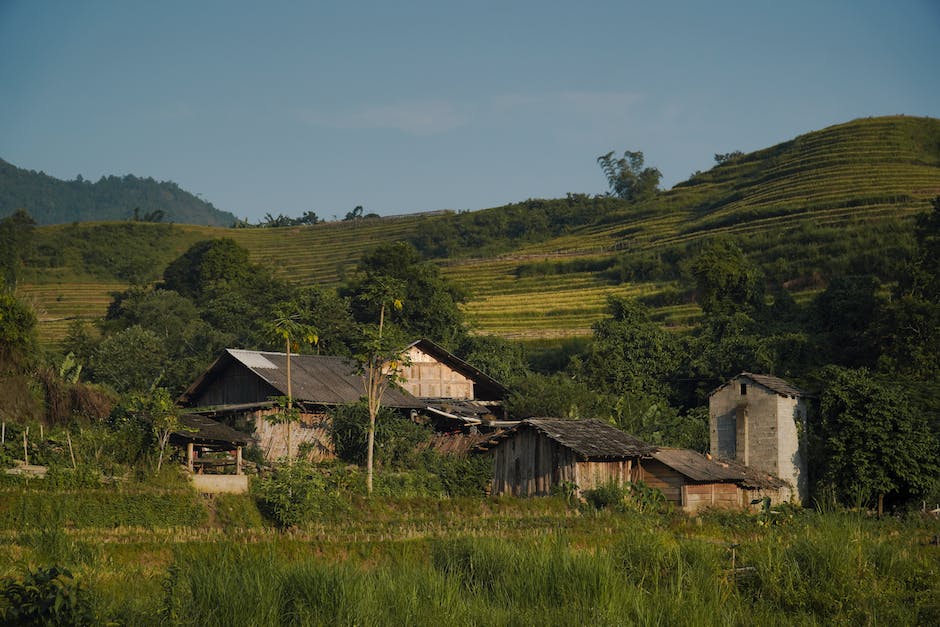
[0,159,236,226]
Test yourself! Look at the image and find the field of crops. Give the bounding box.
[1,486,938,625]
[18,116,940,344]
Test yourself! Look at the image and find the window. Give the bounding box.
[740,383,747,395]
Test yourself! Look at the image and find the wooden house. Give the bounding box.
[475,418,790,511]
[179,349,424,461]
[640,448,791,512]
[179,342,511,461]
[709,372,810,504]
[475,419,654,497]
[400,339,511,429]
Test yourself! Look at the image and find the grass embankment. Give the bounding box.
[1,484,938,625]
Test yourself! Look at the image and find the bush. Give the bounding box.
[330,403,431,468]
[0,566,95,626]
[252,462,345,528]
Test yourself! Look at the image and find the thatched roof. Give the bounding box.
[475,419,655,460]
[180,349,424,409]
[651,448,788,490]
[711,372,806,399]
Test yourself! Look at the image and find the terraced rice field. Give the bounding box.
[18,282,126,344]
[21,116,940,343]
[227,214,438,287]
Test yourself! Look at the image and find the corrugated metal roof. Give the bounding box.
[184,349,424,409]
[172,414,250,447]
[478,419,655,460]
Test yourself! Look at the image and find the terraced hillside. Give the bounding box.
[447,116,940,337]
[19,116,940,344]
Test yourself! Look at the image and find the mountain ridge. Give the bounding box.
[0,158,237,226]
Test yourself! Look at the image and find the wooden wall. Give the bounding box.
[226,408,334,462]
[192,362,278,407]
[639,459,746,512]
[637,459,686,506]
[400,346,475,399]
[490,429,633,496]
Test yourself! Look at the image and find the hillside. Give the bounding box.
[0,158,237,226]
[16,115,940,344]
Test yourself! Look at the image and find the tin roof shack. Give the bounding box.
[179,349,424,461]
[709,373,810,505]
[476,419,654,497]
[399,339,511,429]
[640,448,791,513]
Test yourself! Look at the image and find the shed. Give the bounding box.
[171,414,249,472]
[475,419,654,497]
[640,448,792,512]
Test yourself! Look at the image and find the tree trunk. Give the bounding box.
[366,411,375,494]
[285,337,293,461]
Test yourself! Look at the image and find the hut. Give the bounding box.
[640,448,791,512]
[475,419,654,497]
[171,414,253,494]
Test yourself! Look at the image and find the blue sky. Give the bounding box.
[2,1,938,222]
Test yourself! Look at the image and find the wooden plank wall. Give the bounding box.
[400,347,474,399]
[683,483,742,513]
[491,430,579,496]
[637,460,685,506]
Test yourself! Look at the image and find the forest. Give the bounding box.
[0,158,236,226]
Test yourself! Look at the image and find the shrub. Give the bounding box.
[0,566,95,626]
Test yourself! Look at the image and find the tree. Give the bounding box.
[126,388,187,474]
[265,301,318,460]
[90,325,167,394]
[0,209,36,286]
[0,284,38,369]
[353,276,408,494]
[578,296,679,399]
[811,276,882,368]
[597,150,662,202]
[689,238,764,317]
[456,335,529,386]
[345,242,468,348]
[813,366,939,512]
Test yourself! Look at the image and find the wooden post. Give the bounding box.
[1,421,5,444]
[235,446,243,475]
[23,427,29,466]
[66,432,77,469]
[186,442,194,473]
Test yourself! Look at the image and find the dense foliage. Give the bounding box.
[0,158,236,226]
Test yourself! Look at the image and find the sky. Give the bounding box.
[1,1,938,222]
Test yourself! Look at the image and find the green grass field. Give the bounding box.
[1,486,938,625]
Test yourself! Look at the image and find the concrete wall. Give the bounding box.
[709,375,808,505]
[400,346,474,399]
[776,395,809,504]
[191,474,249,494]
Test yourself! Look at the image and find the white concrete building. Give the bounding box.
[709,372,810,504]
